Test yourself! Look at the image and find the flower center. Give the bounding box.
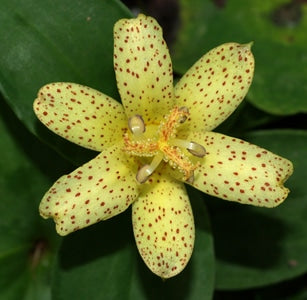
[123,106,206,183]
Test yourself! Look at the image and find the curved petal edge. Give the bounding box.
[39,144,139,235]
[114,14,175,123]
[175,43,254,132]
[187,131,293,207]
[34,82,127,151]
[132,173,195,278]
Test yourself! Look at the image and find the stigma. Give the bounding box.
[124,107,206,184]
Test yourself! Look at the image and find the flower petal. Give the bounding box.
[34,82,127,151]
[174,43,254,132]
[132,173,194,278]
[114,14,174,122]
[39,144,139,235]
[187,131,293,207]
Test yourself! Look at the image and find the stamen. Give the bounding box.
[136,152,164,183]
[136,165,152,184]
[170,139,206,158]
[125,106,205,184]
[128,115,145,136]
[186,172,194,184]
[178,106,189,123]
[187,142,206,158]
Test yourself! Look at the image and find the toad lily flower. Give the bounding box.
[33,14,293,278]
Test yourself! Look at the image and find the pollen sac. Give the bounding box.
[136,164,152,183]
[187,142,206,158]
[186,172,195,184]
[128,114,145,135]
[178,106,189,123]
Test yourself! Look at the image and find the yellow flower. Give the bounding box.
[33,14,293,278]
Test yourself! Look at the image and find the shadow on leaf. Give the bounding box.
[58,210,132,270]
[134,252,193,300]
[207,198,287,269]
[34,118,97,167]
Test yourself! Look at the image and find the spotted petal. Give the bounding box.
[114,14,174,122]
[174,43,254,132]
[132,173,194,278]
[39,144,139,235]
[186,131,293,207]
[34,82,127,151]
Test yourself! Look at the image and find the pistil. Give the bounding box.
[123,106,206,184]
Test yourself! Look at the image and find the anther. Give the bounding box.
[128,115,145,136]
[170,139,206,158]
[136,152,164,184]
[186,172,194,184]
[187,141,206,158]
[178,106,189,123]
[136,164,152,184]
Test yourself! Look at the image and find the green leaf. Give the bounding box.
[0,98,72,299]
[52,214,134,300]
[254,273,307,300]
[173,0,307,115]
[52,188,215,300]
[208,130,307,289]
[215,102,280,137]
[0,0,132,165]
